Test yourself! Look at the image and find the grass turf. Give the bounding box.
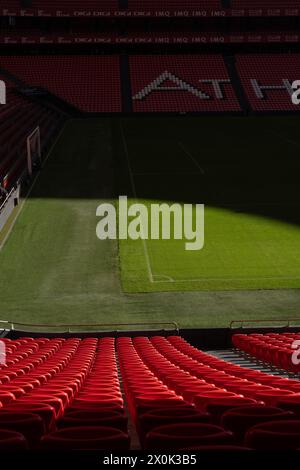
[0,116,299,329]
[117,116,300,293]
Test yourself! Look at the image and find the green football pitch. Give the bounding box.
[117,116,300,293]
[0,116,299,329]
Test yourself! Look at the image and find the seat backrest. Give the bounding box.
[0,411,45,445]
[145,423,234,450]
[40,426,130,450]
[0,429,28,450]
[245,420,300,450]
[221,405,294,438]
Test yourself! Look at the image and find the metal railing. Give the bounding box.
[0,187,14,215]
[230,318,300,329]
[0,319,179,333]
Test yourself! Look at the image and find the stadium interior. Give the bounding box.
[0,0,300,459]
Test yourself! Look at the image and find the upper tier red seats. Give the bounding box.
[129,55,241,113]
[236,54,300,111]
[231,0,299,9]
[2,1,117,14]
[1,54,300,115]
[2,1,299,15]
[0,30,299,46]
[0,56,121,113]
[127,0,222,10]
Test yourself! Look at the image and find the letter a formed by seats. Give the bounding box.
[132,71,210,100]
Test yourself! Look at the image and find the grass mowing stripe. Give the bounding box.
[1,116,299,329]
[119,120,154,283]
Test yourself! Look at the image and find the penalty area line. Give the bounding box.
[150,275,300,283]
[178,141,205,175]
[152,274,175,282]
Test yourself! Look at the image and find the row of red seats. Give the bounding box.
[0,56,121,113]
[1,336,300,450]
[233,332,300,373]
[127,0,221,10]
[0,337,129,449]
[2,0,117,13]
[1,31,299,46]
[118,336,300,450]
[231,0,299,8]
[2,1,299,16]
[169,335,300,394]
[144,336,300,450]
[1,54,300,114]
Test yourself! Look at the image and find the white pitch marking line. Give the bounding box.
[133,172,204,176]
[178,141,205,175]
[119,120,154,283]
[0,120,69,252]
[268,129,300,149]
[152,275,300,283]
[152,274,175,282]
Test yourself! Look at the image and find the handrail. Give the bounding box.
[0,320,179,333]
[230,318,300,329]
[0,187,14,214]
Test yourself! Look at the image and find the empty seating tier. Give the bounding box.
[2,1,118,15]
[2,1,298,16]
[1,335,300,450]
[0,56,122,113]
[231,0,299,9]
[129,55,241,113]
[1,54,300,114]
[232,332,300,373]
[127,0,222,10]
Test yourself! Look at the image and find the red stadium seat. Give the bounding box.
[204,397,258,422]
[245,420,300,451]
[145,423,235,450]
[222,406,295,441]
[275,395,300,416]
[0,411,45,446]
[0,391,16,405]
[137,408,210,444]
[5,403,57,432]
[0,429,28,450]
[253,389,296,406]
[58,410,128,432]
[40,426,130,450]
